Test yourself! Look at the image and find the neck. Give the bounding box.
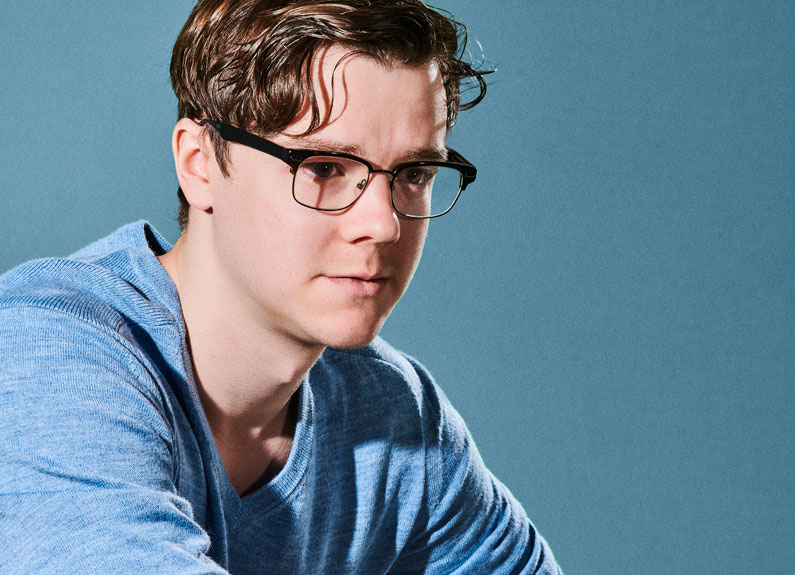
[158,226,323,493]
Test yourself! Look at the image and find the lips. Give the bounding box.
[325,275,387,297]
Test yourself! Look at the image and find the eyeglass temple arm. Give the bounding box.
[199,120,294,165]
[201,119,478,191]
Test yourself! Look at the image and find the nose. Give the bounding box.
[340,172,400,244]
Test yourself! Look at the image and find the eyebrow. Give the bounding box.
[284,135,449,164]
[401,146,449,163]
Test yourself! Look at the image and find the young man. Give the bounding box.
[0,1,562,573]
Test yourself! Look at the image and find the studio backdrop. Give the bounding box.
[1,2,793,573]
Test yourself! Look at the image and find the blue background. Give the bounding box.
[2,2,793,573]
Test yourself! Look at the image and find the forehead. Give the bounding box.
[279,45,448,157]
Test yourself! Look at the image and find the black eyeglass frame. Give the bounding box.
[199,119,477,219]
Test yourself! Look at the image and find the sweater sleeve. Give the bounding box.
[392,358,564,575]
[0,306,228,575]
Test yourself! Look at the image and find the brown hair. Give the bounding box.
[171,0,491,229]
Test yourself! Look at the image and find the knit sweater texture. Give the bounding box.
[0,221,561,574]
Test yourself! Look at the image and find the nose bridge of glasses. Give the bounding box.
[349,168,397,217]
[358,168,396,192]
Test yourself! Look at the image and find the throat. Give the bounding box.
[214,393,300,497]
[228,435,295,497]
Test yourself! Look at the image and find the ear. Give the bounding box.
[173,118,214,213]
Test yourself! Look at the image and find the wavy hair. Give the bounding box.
[171,0,491,228]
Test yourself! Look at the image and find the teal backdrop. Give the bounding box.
[2,2,793,573]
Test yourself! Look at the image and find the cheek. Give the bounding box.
[235,206,331,280]
[395,219,428,275]
[212,171,326,284]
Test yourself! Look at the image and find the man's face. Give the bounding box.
[204,47,448,350]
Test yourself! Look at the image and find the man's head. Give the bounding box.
[170,0,488,229]
[166,0,489,351]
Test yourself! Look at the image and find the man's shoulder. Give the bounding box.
[0,258,126,339]
[0,224,186,434]
[320,337,432,388]
[0,221,178,331]
[313,338,450,426]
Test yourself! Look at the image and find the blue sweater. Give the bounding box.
[0,222,561,574]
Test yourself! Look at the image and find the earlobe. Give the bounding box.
[173,118,213,212]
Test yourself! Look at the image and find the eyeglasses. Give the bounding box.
[199,120,477,219]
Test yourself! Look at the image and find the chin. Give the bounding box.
[314,315,387,350]
[322,329,382,351]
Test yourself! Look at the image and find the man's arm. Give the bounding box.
[0,306,227,574]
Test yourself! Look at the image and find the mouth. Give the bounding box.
[325,275,388,297]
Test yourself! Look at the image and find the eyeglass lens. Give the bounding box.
[292,156,463,217]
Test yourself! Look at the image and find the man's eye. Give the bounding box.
[400,167,436,185]
[302,161,343,179]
